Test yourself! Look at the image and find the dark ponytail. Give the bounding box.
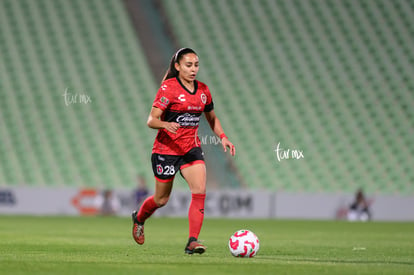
[161,48,197,83]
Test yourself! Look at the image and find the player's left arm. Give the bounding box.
[204,110,236,156]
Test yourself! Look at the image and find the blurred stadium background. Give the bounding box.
[0,0,413,220]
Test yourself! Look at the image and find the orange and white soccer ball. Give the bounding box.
[228,229,260,257]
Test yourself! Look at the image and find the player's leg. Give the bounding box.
[132,178,173,245]
[181,162,206,194]
[181,162,207,254]
[137,178,173,221]
[132,153,177,245]
[137,152,178,221]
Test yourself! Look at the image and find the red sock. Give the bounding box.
[188,193,206,239]
[137,196,159,223]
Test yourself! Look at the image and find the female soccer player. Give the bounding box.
[132,48,235,254]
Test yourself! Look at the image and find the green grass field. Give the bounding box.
[0,216,413,274]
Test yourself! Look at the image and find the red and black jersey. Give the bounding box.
[151,77,214,155]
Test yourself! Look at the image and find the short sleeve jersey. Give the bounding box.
[151,77,214,155]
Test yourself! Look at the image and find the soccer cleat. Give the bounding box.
[184,237,206,255]
[131,211,145,245]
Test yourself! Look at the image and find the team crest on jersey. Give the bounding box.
[160,96,169,104]
[156,164,163,175]
[201,93,207,104]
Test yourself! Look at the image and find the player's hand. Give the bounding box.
[222,137,236,156]
[164,122,180,134]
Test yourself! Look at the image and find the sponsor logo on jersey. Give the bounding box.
[161,84,167,91]
[157,155,165,161]
[200,93,207,104]
[188,106,202,110]
[176,113,200,126]
[178,94,186,102]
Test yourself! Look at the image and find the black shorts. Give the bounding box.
[151,147,205,182]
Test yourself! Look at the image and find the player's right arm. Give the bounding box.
[147,107,180,134]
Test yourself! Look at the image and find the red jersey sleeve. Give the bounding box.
[203,85,214,112]
[152,83,171,111]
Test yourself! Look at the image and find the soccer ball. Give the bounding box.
[228,229,260,257]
